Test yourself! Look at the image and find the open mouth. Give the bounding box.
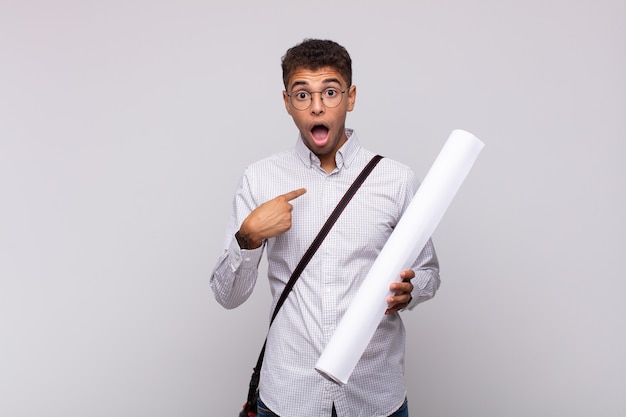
[311,124,330,145]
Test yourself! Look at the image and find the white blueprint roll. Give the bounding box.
[314,129,485,385]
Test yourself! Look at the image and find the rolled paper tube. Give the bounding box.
[314,129,485,385]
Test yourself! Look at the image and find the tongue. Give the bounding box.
[312,126,329,144]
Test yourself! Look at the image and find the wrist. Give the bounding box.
[235,230,261,250]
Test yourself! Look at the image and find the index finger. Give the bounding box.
[282,188,307,201]
[399,269,415,280]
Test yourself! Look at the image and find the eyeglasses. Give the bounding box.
[286,87,348,111]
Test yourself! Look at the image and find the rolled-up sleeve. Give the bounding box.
[210,236,264,309]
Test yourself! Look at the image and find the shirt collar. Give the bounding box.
[295,129,361,171]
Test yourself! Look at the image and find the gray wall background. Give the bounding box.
[1,1,624,416]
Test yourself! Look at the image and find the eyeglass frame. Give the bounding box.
[285,86,350,111]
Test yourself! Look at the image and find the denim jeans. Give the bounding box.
[257,397,408,417]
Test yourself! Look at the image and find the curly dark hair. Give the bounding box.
[281,39,352,90]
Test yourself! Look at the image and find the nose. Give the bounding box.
[310,92,325,114]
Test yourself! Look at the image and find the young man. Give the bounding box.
[210,39,440,417]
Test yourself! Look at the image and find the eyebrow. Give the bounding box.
[289,77,343,91]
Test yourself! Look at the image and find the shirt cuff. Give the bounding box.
[228,235,263,273]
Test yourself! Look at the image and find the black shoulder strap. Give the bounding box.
[246,154,384,399]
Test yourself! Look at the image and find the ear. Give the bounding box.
[346,85,357,112]
[283,90,293,116]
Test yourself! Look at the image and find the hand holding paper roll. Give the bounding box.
[385,269,416,315]
[314,129,485,385]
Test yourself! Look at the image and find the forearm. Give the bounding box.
[210,236,264,309]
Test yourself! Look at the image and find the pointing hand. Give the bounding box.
[238,188,307,249]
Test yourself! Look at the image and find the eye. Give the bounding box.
[324,88,339,98]
[293,91,310,101]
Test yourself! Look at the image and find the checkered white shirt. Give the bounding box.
[211,130,440,417]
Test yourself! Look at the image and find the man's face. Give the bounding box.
[283,67,356,167]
